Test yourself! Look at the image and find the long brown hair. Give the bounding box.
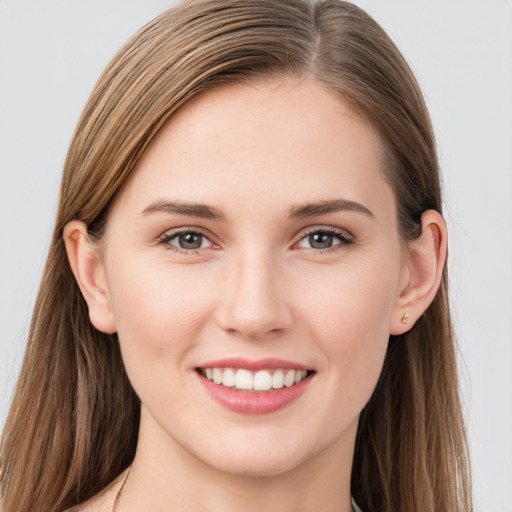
[0,1,472,510]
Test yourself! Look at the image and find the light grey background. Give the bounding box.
[1,1,511,510]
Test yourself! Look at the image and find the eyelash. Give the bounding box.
[296,227,355,254]
[157,227,354,256]
[157,229,214,255]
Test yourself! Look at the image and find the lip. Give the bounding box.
[197,357,311,372]
[195,358,314,415]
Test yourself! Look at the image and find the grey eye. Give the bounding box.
[177,232,204,249]
[308,232,334,249]
[297,229,353,251]
[159,230,213,252]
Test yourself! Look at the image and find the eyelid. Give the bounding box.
[155,225,354,254]
[157,227,218,253]
[296,225,354,240]
[293,225,355,250]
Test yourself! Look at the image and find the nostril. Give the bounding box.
[214,264,293,338]
[216,305,293,340]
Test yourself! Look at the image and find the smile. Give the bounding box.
[196,360,315,414]
[198,367,311,392]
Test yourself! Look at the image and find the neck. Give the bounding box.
[118,410,357,512]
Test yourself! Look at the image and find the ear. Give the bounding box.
[390,210,447,335]
[63,220,116,334]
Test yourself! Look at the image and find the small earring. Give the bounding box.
[401,313,410,324]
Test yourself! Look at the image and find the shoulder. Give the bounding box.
[63,493,113,512]
[63,469,127,512]
[63,487,116,512]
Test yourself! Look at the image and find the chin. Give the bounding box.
[206,452,307,479]
[188,429,322,479]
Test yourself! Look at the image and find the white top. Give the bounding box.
[352,497,363,512]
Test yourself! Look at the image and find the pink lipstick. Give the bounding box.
[196,358,314,414]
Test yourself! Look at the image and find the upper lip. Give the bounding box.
[196,357,312,372]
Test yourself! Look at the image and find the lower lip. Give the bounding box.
[197,372,313,415]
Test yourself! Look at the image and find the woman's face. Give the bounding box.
[99,77,409,477]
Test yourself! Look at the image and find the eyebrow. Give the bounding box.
[288,199,374,219]
[141,198,374,221]
[142,200,225,220]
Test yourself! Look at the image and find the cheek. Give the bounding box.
[105,258,213,382]
[109,254,211,325]
[298,257,399,399]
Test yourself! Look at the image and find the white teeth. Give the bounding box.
[235,369,253,390]
[295,370,307,384]
[253,370,272,391]
[202,367,310,391]
[284,369,295,387]
[212,368,223,384]
[222,368,236,387]
[272,369,284,389]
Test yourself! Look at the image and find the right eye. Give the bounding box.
[158,230,215,254]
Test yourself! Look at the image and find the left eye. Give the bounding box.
[160,231,213,251]
[297,230,351,250]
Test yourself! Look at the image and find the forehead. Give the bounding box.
[115,76,395,220]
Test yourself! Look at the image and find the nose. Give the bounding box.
[215,248,293,340]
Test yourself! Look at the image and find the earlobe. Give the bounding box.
[63,220,116,334]
[390,210,447,335]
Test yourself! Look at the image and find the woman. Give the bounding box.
[0,1,472,511]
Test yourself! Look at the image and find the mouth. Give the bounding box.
[195,358,316,414]
[196,367,315,392]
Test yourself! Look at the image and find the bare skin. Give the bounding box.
[65,76,446,512]
[65,469,127,512]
